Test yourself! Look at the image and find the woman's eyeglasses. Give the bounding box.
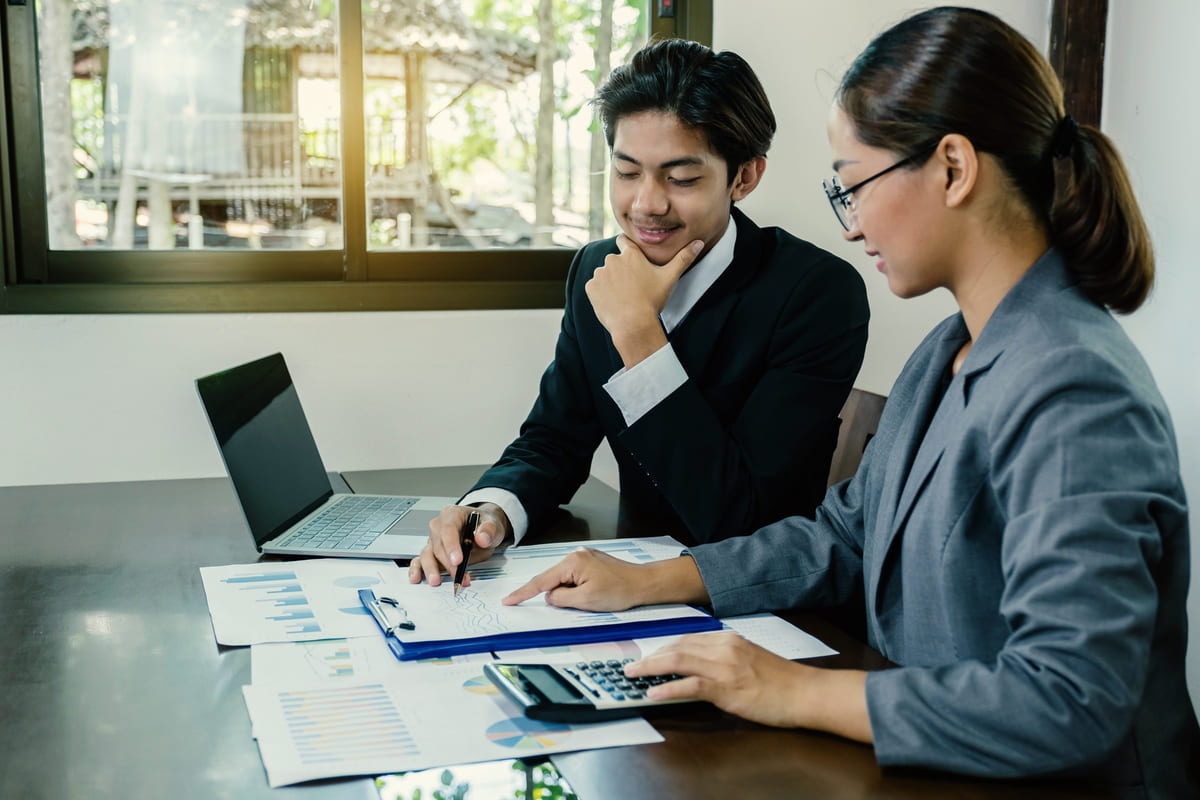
[822,144,937,231]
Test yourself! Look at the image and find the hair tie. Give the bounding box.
[1051,114,1078,159]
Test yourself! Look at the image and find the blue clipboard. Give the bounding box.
[358,588,722,661]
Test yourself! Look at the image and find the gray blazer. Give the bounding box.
[689,250,1199,797]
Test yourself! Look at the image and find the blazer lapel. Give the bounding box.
[873,249,1062,558]
[865,248,1060,643]
[865,322,965,617]
[668,208,762,379]
[868,324,1005,623]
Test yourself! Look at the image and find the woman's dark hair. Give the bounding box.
[595,39,776,185]
[836,6,1152,313]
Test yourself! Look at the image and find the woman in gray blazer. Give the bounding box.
[505,7,1199,796]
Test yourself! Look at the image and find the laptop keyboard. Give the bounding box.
[277,495,419,551]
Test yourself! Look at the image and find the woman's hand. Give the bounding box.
[627,631,872,740]
[503,549,709,611]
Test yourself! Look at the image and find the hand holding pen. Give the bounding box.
[408,503,511,586]
[453,511,479,597]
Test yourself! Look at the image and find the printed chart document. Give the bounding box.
[722,613,837,660]
[219,537,837,788]
[367,537,721,659]
[200,558,409,645]
[251,637,495,685]
[242,660,663,787]
[492,612,837,664]
[248,640,663,786]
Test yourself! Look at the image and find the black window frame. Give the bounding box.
[0,0,712,314]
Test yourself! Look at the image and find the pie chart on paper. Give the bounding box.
[485,717,572,749]
[462,674,501,695]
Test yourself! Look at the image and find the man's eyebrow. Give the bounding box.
[613,150,705,170]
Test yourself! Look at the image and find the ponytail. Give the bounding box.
[837,7,1156,314]
[1051,124,1154,314]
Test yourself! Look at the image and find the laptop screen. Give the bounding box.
[196,353,333,545]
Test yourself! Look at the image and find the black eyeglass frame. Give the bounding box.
[822,143,939,231]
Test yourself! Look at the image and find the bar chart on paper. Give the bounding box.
[223,570,321,637]
[200,558,409,645]
[281,683,421,764]
[242,661,665,787]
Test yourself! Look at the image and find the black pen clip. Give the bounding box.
[454,512,479,597]
[464,511,478,552]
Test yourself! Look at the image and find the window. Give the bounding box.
[1,0,712,312]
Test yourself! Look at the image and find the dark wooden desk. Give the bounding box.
[0,468,1106,799]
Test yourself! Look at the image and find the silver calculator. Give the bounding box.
[484,659,695,722]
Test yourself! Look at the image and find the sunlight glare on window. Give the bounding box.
[39,0,646,258]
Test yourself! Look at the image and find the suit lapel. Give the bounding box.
[669,209,762,379]
[864,248,1064,645]
[868,323,1005,622]
[669,290,739,378]
[864,322,965,616]
[872,249,1063,560]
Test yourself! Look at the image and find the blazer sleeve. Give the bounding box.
[865,347,1186,777]
[618,248,869,542]
[687,448,873,618]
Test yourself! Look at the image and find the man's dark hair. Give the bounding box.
[595,39,776,184]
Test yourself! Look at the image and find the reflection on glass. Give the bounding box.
[41,0,342,251]
[38,1,645,255]
[376,758,577,800]
[358,1,643,252]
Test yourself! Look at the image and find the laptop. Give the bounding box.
[196,352,456,559]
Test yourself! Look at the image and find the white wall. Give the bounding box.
[716,0,1049,394]
[1103,0,1200,720]
[0,311,562,485]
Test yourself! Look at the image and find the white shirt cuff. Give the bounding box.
[460,487,530,545]
[603,343,688,427]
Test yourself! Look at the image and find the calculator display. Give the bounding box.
[496,663,583,704]
[484,660,694,723]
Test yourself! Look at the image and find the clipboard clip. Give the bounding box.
[359,589,415,635]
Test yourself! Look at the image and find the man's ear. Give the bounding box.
[935,134,978,209]
[730,156,767,201]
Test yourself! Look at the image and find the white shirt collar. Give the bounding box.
[658,216,737,333]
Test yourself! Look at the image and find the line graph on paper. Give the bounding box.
[383,538,697,646]
[437,587,506,637]
[468,538,677,585]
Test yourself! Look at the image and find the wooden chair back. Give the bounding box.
[826,388,887,487]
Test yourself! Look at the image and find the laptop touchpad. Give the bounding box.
[386,508,438,534]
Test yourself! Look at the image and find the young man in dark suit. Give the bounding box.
[410,39,868,585]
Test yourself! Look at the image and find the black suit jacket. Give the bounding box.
[471,207,869,544]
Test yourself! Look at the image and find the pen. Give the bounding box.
[453,511,479,597]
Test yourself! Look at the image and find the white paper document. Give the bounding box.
[251,637,494,685]
[493,613,836,663]
[241,660,663,787]
[199,538,687,649]
[358,537,716,657]
[721,613,837,660]
[215,536,835,789]
[200,558,409,645]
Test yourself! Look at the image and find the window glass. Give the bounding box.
[39,0,646,257]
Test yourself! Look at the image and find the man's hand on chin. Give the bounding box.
[586,235,704,367]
